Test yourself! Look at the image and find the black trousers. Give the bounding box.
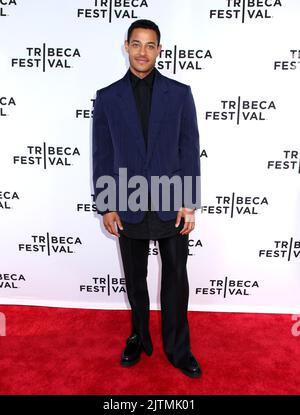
[118,232,191,368]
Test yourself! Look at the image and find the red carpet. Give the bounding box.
[0,306,299,395]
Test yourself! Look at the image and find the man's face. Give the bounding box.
[125,28,161,78]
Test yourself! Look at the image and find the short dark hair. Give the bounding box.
[127,19,161,45]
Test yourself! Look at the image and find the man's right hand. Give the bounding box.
[103,212,123,237]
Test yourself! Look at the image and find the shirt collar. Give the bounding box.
[129,67,156,89]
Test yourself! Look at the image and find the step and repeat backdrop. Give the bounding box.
[0,0,299,313]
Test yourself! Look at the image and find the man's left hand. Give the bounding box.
[175,207,195,235]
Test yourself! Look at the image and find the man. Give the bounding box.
[92,19,201,378]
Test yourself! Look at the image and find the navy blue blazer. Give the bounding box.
[92,67,201,224]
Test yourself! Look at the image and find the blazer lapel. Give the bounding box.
[117,67,169,165]
[117,70,146,161]
[147,69,168,165]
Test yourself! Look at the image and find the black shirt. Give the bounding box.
[117,67,184,240]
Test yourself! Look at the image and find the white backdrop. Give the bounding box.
[0,0,299,313]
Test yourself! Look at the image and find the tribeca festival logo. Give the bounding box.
[196,276,259,297]
[18,234,83,255]
[0,190,20,210]
[148,240,159,255]
[259,238,300,261]
[13,142,80,169]
[77,194,100,213]
[0,96,16,117]
[80,274,126,295]
[267,150,300,174]
[205,97,276,124]
[0,273,26,289]
[138,239,203,256]
[143,239,202,256]
[0,0,17,17]
[209,0,282,23]
[157,45,213,74]
[77,192,202,216]
[187,238,203,256]
[11,44,81,72]
[75,98,95,119]
[201,194,268,217]
[274,50,300,71]
[77,0,149,22]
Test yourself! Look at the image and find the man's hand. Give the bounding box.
[103,212,123,237]
[175,207,195,235]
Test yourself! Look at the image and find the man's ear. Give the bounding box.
[124,40,129,53]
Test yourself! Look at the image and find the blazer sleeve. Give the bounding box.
[92,90,115,215]
[179,85,201,210]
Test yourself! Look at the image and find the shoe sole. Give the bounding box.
[180,368,202,378]
[120,355,141,367]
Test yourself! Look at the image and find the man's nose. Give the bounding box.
[140,45,146,55]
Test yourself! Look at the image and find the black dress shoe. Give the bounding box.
[121,333,143,367]
[179,352,202,378]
